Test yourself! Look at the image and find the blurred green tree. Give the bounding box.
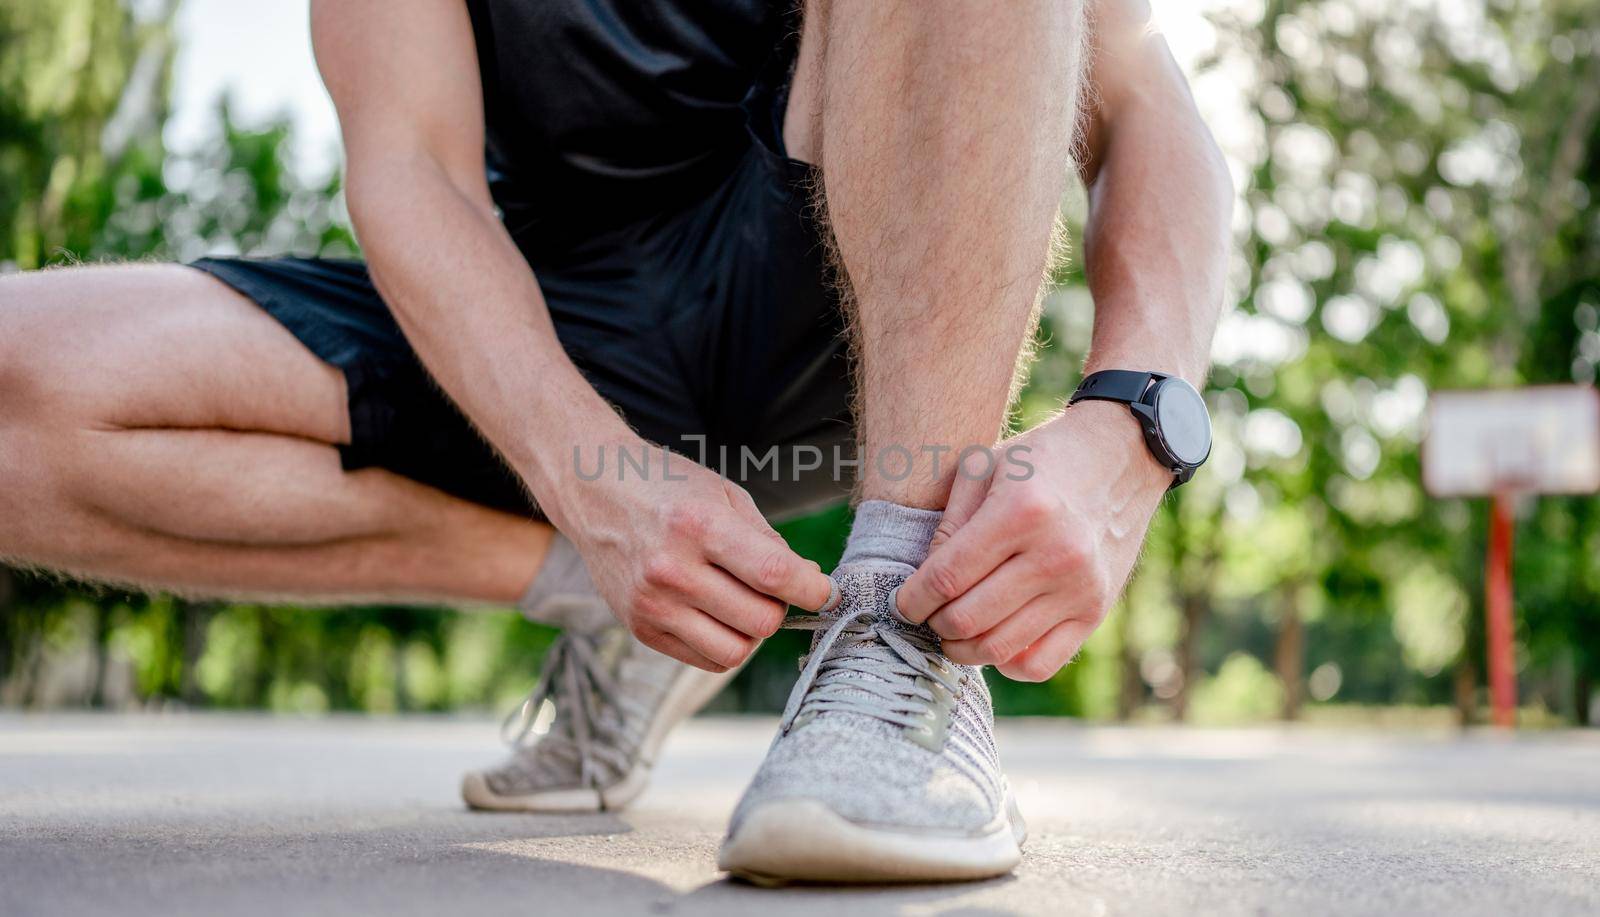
[3,0,1595,724]
[1156,0,1599,723]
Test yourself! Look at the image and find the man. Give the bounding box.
[0,0,1230,884]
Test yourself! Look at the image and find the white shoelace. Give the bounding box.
[777,608,967,737]
[500,632,631,788]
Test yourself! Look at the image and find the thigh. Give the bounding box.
[781,0,824,166]
[188,256,537,516]
[0,262,350,444]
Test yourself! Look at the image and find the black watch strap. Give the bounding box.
[1069,370,1159,405]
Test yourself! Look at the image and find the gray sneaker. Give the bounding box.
[718,565,1026,884]
[461,604,736,813]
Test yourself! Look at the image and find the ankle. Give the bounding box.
[835,500,941,574]
[519,533,611,629]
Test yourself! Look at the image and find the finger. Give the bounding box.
[942,592,1062,667]
[925,555,1048,642]
[930,450,994,552]
[994,618,1097,683]
[726,488,824,575]
[729,486,823,572]
[679,563,786,639]
[705,514,834,611]
[724,479,791,546]
[896,501,1019,623]
[635,626,729,673]
[668,607,759,671]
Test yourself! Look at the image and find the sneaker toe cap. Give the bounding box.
[731,719,998,835]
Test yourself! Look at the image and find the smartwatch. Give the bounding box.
[1069,370,1212,487]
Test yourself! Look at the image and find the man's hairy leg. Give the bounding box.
[717,6,1085,882]
[0,264,549,605]
[793,0,1084,510]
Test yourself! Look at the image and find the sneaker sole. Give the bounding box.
[717,793,1027,885]
[460,663,737,813]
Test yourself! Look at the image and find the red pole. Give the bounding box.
[1485,492,1517,728]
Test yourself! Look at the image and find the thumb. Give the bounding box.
[930,449,996,552]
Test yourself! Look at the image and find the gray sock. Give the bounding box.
[836,500,943,574]
[518,533,613,631]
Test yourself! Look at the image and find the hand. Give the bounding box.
[896,402,1171,680]
[557,439,834,672]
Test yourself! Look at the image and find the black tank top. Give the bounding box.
[464,0,796,246]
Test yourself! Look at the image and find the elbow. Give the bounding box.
[340,154,402,234]
[1202,128,1233,209]
[1200,126,1235,237]
[342,149,497,245]
[1167,96,1233,219]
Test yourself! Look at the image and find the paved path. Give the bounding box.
[2,714,1597,916]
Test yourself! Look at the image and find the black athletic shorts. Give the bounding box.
[192,5,853,520]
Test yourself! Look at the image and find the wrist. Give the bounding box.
[1082,342,1208,391]
[1054,399,1174,497]
[513,412,643,530]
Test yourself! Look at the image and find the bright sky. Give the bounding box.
[169,0,338,180]
[169,0,1241,184]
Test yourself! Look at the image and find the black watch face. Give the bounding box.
[1152,378,1212,467]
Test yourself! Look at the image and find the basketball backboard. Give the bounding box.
[1422,385,1600,497]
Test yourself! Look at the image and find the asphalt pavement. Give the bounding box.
[2,713,1596,916]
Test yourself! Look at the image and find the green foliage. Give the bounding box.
[1016,0,1600,723]
[0,0,165,267]
[1191,653,1286,724]
[2,0,1596,723]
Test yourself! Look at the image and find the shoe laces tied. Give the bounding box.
[500,632,631,788]
[777,608,967,737]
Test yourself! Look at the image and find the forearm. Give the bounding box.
[899,5,1235,678]
[310,0,833,668]
[901,70,1232,670]
[346,154,634,524]
[1081,38,1232,385]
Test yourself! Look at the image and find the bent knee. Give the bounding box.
[0,270,59,424]
[0,268,104,424]
[0,264,205,425]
